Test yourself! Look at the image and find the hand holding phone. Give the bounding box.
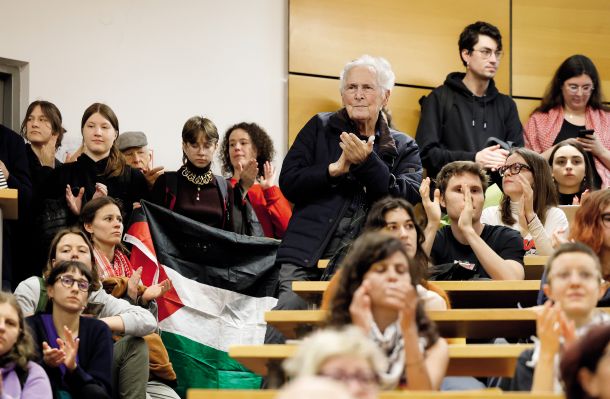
[578,129,595,138]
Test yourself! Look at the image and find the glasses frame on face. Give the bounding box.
[343,83,378,96]
[565,83,594,95]
[57,275,90,292]
[318,371,380,388]
[601,213,610,229]
[499,163,531,177]
[471,47,503,60]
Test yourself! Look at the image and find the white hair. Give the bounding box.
[283,326,387,378]
[339,55,395,92]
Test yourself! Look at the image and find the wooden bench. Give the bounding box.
[293,280,542,309]
[265,308,547,339]
[229,343,534,378]
[189,389,561,399]
[317,257,547,280]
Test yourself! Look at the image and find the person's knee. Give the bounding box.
[114,335,149,365]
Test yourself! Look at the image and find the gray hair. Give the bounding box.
[283,326,387,378]
[339,55,395,92]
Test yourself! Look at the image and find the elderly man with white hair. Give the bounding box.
[266,55,422,343]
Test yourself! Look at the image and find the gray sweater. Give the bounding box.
[15,276,157,337]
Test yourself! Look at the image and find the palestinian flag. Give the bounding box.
[125,201,279,397]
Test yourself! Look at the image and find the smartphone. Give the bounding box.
[578,129,595,138]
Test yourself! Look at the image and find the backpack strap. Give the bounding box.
[164,172,178,210]
[35,277,48,314]
[214,175,230,228]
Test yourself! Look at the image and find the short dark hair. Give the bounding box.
[436,161,489,196]
[220,122,275,178]
[535,54,609,113]
[181,116,219,164]
[544,242,602,286]
[20,100,66,149]
[46,260,96,296]
[458,21,503,67]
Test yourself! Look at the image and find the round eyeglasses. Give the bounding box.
[499,163,531,177]
[565,84,594,95]
[57,275,90,292]
[471,48,503,60]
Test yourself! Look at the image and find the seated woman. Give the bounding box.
[322,196,448,311]
[49,103,149,224]
[27,260,114,398]
[283,326,385,399]
[0,292,52,397]
[152,116,244,232]
[549,140,596,205]
[220,122,292,239]
[538,189,610,306]
[80,196,171,305]
[524,54,610,188]
[560,324,610,399]
[513,242,609,392]
[480,148,568,255]
[327,233,448,390]
[13,227,163,399]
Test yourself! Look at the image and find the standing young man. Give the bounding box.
[422,161,524,280]
[416,21,523,180]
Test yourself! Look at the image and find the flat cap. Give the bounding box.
[117,131,148,151]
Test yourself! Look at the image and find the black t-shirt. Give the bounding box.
[431,224,525,279]
[553,119,602,188]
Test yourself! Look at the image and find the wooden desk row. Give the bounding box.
[317,257,548,280]
[294,280,542,309]
[229,343,534,378]
[265,308,558,340]
[188,389,561,399]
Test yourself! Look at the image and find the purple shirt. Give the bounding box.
[1,361,52,398]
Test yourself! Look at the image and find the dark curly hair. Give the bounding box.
[220,122,275,178]
[327,233,439,349]
[0,292,38,373]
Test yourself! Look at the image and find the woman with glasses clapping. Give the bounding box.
[26,260,113,398]
[481,148,568,255]
[524,54,610,189]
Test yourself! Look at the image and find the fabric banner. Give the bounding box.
[124,201,279,397]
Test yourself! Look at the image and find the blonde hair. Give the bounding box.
[283,326,386,378]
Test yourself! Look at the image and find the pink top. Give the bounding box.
[523,106,610,187]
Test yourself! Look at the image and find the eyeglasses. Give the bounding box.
[471,48,503,60]
[343,84,378,95]
[601,213,610,229]
[499,163,531,176]
[57,275,90,292]
[318,371,379,387]
[565,84,594,95]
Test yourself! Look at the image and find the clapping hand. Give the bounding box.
[339,132,374,165]
[420,177,441,227]
[258,161,276,190]
[349,280,373,333]
[65,184,85,215]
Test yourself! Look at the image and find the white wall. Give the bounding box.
[0,0,287,172]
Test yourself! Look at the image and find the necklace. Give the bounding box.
[181,166,213,201]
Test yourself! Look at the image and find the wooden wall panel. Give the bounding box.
[290,0,510,92]
[514,99,540,127]
[288,75,430,146]
[512,0,610,98]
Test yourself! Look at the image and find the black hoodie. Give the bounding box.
[415,72,523,179]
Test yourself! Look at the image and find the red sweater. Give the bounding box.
[229,179,292,238]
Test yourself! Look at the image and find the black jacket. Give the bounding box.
[277,109,422,268]
[416,72,524,179]
[49,153,149,223]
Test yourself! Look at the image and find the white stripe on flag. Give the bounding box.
[160,266,277,351]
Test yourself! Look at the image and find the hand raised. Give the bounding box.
[349,280,373,333]
[42,341,66,368]
[142,278,172,303]
[238,159,259,191]
[128,267,143,302]
[258,161,276,190]
[58,326,80,371]
[65,184,85,215]
[420,177,441,227]
[457,184,474,234]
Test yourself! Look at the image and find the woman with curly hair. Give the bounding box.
[220,122,292,238]
[327,232,448,390]
[0,292,52,397]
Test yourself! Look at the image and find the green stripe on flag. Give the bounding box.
[160,330,262,397]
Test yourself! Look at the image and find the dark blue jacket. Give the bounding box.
[277,109,422,268]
